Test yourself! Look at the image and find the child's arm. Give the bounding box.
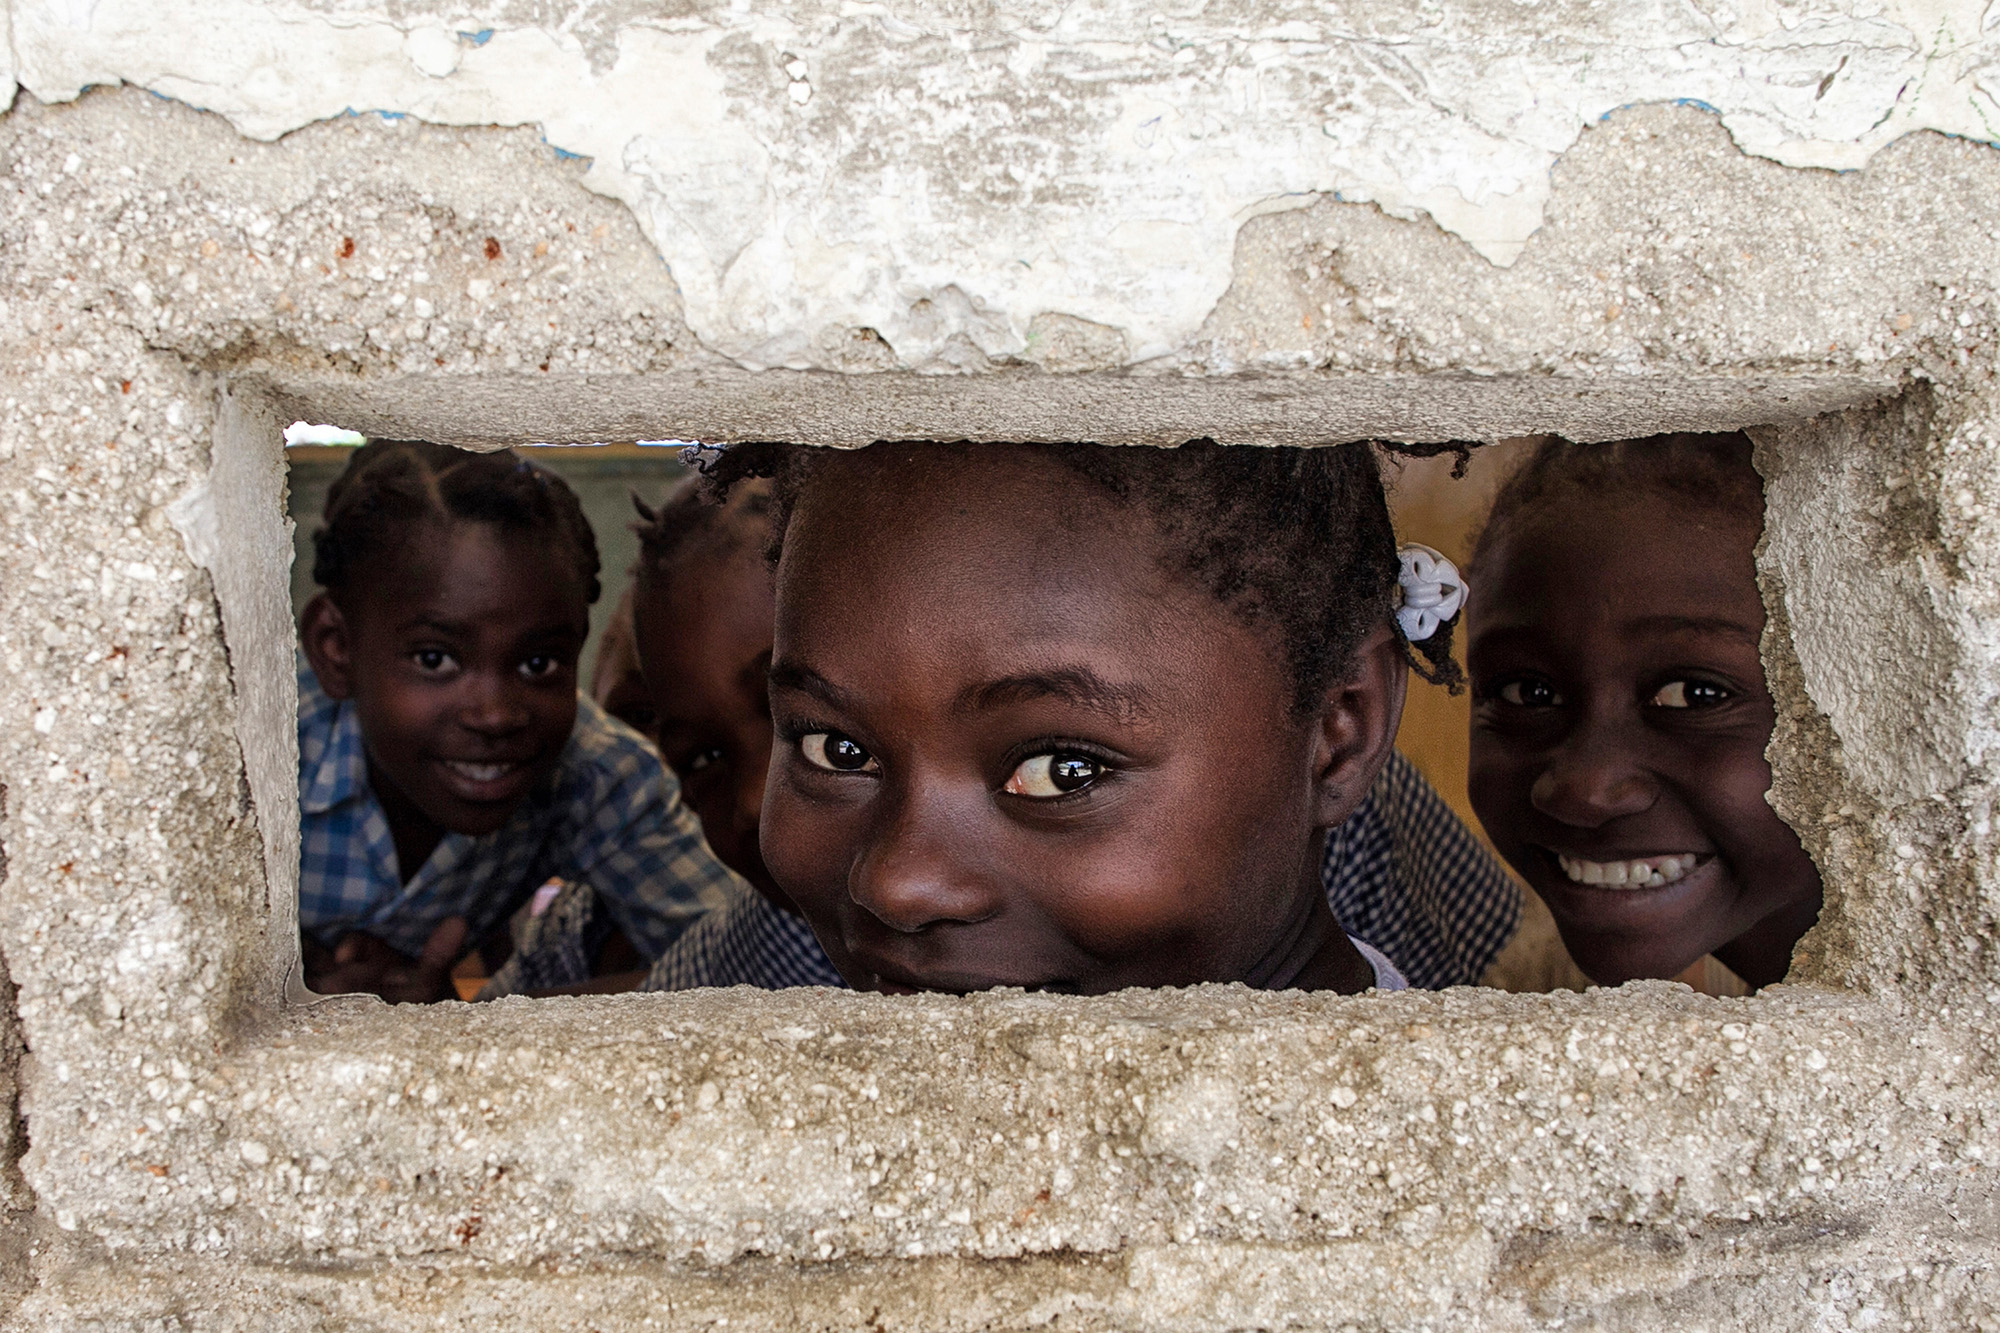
[303,917,469,1003]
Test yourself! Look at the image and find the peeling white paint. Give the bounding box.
[8,3,1999,362]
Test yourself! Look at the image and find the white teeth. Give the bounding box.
[1556,853,1701,890]
[444,760,517,783]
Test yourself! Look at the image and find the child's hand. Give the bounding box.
[304,918,470,1003]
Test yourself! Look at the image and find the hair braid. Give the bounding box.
[312,439,602,604]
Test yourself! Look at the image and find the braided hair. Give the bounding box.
[691,439,1464,710]
[311,439,602,605]
[1470,432,1763,579]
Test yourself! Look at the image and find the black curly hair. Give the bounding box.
[311,439,602,605]
[1470,432,1763,579]
[630,473,775,584]
[686,439,1465,709]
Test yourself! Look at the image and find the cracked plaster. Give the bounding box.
[6,0,1998,368]
[0,13,1994,1332]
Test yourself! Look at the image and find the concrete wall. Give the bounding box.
[0,3,1996,1327]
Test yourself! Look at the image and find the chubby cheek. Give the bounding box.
[1029,855,1217,967]
[1705,747,1820,908]
[758,773,850,918]
[1047,773,1302,975]
[356,689,442,772]
[1465,739,1534,850]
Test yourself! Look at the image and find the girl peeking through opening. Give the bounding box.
[1465,432,1824,991]
[495,438,1521,997]
[294,440,743,1002]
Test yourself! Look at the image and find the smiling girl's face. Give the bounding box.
[301,518,590,846]
[760,444,1396,996]
[1466,491,1822,988]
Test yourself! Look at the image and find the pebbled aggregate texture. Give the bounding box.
[0,82,1994,1330]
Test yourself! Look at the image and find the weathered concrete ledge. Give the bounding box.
[260,369,1897,452]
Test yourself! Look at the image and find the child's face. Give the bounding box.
[633,543,787,909]
[1466,493,1822,986]
[302,519,590,838]
[761,445,1385,996]
[590,589,658,740]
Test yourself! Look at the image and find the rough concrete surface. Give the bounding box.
[9,0,1996,365]
[0,9,1994,1328]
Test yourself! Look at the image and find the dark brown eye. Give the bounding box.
[1005,751,1104,798]
[1496,677,1562,707]
[1650,679,1731,709]
[800,732,878,774]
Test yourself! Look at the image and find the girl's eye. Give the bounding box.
[799,732,878,774]
[684,746,725,774]
[1650,679,1731,709]
[1005,751,1104,799]
[519,654,562,680]
[412,649,455,673]
[1496,677,1563,707]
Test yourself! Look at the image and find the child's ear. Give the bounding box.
[1310,622,1409,828]
[298,592,357,701]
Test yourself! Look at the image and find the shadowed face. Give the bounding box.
[302,519,590,844]
[590,587,658,741]
[1466,492,1822,988]
[760,444,1393,996]
[636,540,787,909]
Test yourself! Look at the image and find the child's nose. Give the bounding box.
[847,790,998,933]
[1530,729,1657,827]
[458,673,532,734]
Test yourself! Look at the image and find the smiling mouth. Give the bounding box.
[440,759,526,786]
[1555,852,1706,890]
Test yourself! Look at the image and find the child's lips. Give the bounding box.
[1553,851,1709,890]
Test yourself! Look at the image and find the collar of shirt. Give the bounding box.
[298,686,371,818]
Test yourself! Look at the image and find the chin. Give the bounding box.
[1559,930,1707,987]
[419,794,524,839]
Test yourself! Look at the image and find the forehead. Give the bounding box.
[344,518,590,626]
[1472,491,1764,637]
[773,446,1277,692]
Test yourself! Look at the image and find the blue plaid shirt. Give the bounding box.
[1324,750,1522,990]
[296,658,741,960]
[482,750,1511,994]
[480,878,845,997]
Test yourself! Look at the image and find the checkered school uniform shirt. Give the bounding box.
[295,658,740,961]
[1323,750,1522,990]
[482,879,1402,995]
[480,877,844,997]
[482,749,1512,994]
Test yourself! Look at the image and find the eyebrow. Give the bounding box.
[767,662,1158,724]
[957,668,1155,723]
[1623,614,1763,642]
[767,661,854,710]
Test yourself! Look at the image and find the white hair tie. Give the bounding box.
[1396,543,1466,643]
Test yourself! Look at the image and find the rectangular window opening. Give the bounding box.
[238,398,1851,1015]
